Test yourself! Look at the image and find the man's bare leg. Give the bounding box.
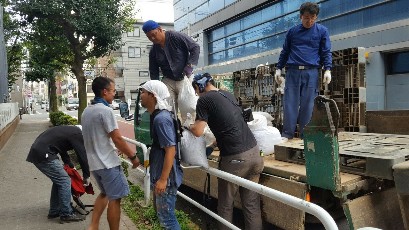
[107,199,121,230]
[87,193,108,230]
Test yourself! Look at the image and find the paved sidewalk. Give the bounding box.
[0,115,137,230]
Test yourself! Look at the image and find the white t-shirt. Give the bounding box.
[81,103,120,171]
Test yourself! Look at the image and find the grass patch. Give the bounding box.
[122,183,201,230]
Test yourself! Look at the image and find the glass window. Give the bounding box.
[128,47,141,58]
[387,51,409,75]
[195,2,209,21]
[208,0,224,14]
[127,26,140,37]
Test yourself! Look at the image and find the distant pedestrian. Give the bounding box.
[81,76,140,230]
[143,20,200,122]
[26,125,90,223]
[275,2,332,140]
[140,80,183,229]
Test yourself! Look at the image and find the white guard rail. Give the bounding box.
[121,136,338,230]
[0,103,19,131]
[121,137,151,206]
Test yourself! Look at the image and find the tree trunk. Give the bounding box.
[49,76,58,113]
[71,59,86,123]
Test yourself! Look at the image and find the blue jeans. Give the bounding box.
[35,159,72,216]
[154,186,181,230]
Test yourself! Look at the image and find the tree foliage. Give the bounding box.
[15,0,136,120]
[24,19,72,112]
[2,3,25,88]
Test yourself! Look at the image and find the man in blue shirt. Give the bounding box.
[143,20,200,122]
[140,80,183,230]
[275,2,332,140]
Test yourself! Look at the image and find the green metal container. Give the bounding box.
[303,96,341,192]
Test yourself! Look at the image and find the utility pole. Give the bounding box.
[0,4,9,103]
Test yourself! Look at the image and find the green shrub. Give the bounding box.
[49,111,78,126]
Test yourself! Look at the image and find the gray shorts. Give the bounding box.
[92,165,129,200]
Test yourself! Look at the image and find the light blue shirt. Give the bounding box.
[81,103,120,171]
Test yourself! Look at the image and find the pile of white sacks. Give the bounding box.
[247,112,283,156]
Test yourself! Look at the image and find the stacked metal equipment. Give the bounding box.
[325,47,366,132]
[232,47,366,134]
[233,63,284,129]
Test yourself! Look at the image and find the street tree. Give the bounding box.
[25,19,72,113]
[15,0,135,120]
[2,2,25,89]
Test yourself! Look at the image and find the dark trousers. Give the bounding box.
[217,145,264,230]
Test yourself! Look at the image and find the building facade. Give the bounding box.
[112,21,174,107]
[174,0,409,111]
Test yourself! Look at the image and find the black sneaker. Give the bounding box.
[47,213,59,219]
[59,213,85,223]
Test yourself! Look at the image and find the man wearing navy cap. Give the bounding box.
[142,20,200,121]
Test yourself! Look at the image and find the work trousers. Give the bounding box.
[218,145,264,230]
[35,159,73,216]
[162,76,195,123]
[282,68,319,139]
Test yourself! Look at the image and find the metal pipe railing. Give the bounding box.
[205,167,338,230]
[121,137,150,207]
[122,136,338,229]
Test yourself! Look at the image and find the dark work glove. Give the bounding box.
[183,65,193,77]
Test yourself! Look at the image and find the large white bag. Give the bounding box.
[248,114,282,155]
[178,77,198,120]
[180,129,209,168]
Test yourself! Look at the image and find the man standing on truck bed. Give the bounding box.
[275,2,332,140]
[188,73,264,230]
[143,20,200,122]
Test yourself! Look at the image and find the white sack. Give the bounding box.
[178,77,198,120]
[253,111,274,126]
[248,114,282,155]
[247,113,268,130]
[203,125,216,146]
[180,129,209,168]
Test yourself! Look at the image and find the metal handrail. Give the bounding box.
[121,137,150,207]
[121,136,338,229]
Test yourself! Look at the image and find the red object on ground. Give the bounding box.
[64,164,94,197]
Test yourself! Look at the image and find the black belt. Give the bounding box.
[286,65,319,70]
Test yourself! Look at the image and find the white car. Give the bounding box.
[110,99,121,110]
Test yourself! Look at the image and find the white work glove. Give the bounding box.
[274,69,284,86]
[83,177,91,187]
[323,70,331,85]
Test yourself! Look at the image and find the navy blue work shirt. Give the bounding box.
[149,110,183,188]
[149,30,200,81]
[277,23,332,70]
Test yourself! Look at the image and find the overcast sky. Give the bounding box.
[134,0,174,23]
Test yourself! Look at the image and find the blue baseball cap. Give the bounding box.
[192,73,212,93]
[142,20,160,33]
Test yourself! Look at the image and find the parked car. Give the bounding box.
[110,99,121,110]
[66,98,79,110]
